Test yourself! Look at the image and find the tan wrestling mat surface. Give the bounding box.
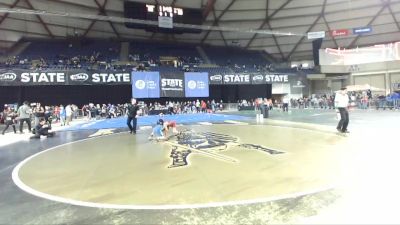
[13,124,350,209]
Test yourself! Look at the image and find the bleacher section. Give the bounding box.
[193,66,233,75]
[130,41,202,64]
[22,40,120,60]
[1,40,120,70]
[203,46,267,66]
[0,39,314,74]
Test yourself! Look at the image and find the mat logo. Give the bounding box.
[210,75,222,82]
[135,80,146,90]
[162,130,285,168]
[0,72,17,81]
[70,73,89,82]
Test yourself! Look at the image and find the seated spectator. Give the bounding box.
[31,118,55,139]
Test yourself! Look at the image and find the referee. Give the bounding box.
[335,87,350,133]
[127,98,139,134]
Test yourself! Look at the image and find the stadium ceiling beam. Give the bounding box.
[198,16,399,40]
[322,16,338,48]
[284,15,322,60]
[82,0,108,38]
[4,8,396,37]
[285,0,328,61]
[202,0,216,20]
[348,3,388,49]
[207,1,400,23]
[0,26,153,41]
[249,29,400,48]
[201,0,237,44]
[83,0,121,39]
[266,21,283,60]
[40,0,122,15]
[1,15,130,38]
[24,0,54,38]
[320,0,338,48]
[264,0,283,61]
[212,8,227,47]
[245,0,294,49]
[0,0,20,26]
[386,0,400,31]
[94,0,120,39]
[0,27,63,38]
[212,0,380,12]
[0,39,17,43]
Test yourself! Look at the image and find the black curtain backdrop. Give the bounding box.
[0,85,132,109]
[210,84,271,103]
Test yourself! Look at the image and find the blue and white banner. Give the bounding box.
[185,72,209,97]
[132,72,160,98]
[353,26,372,35]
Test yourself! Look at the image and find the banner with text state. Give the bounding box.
[184,72,209,97]
[132,72,160,98]
[208,73,291,85]
[0,69,131,86]
[160,73,185,97]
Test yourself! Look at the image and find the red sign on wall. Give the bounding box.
[330,29,350,37]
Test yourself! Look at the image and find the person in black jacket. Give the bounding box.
[2,107,17,135]
[126,98,140,134]
[30,118,54,139]
[33,103,45,126]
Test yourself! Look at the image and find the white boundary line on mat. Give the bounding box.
[12,124,335,210]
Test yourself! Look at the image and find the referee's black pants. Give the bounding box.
[127,116,137,134]
[336,107,349,132]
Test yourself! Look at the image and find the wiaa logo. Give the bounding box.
[135,80,157,90]
[0,72,17,81]
[70,73,89,81]
[135,80,146,90]
[210,75,222,82]
[252,75,263,81]
[188,80,197,89]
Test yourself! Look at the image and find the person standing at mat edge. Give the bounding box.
[17,101,32,134]
[335,87,350,133]
[127,98,140,134]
